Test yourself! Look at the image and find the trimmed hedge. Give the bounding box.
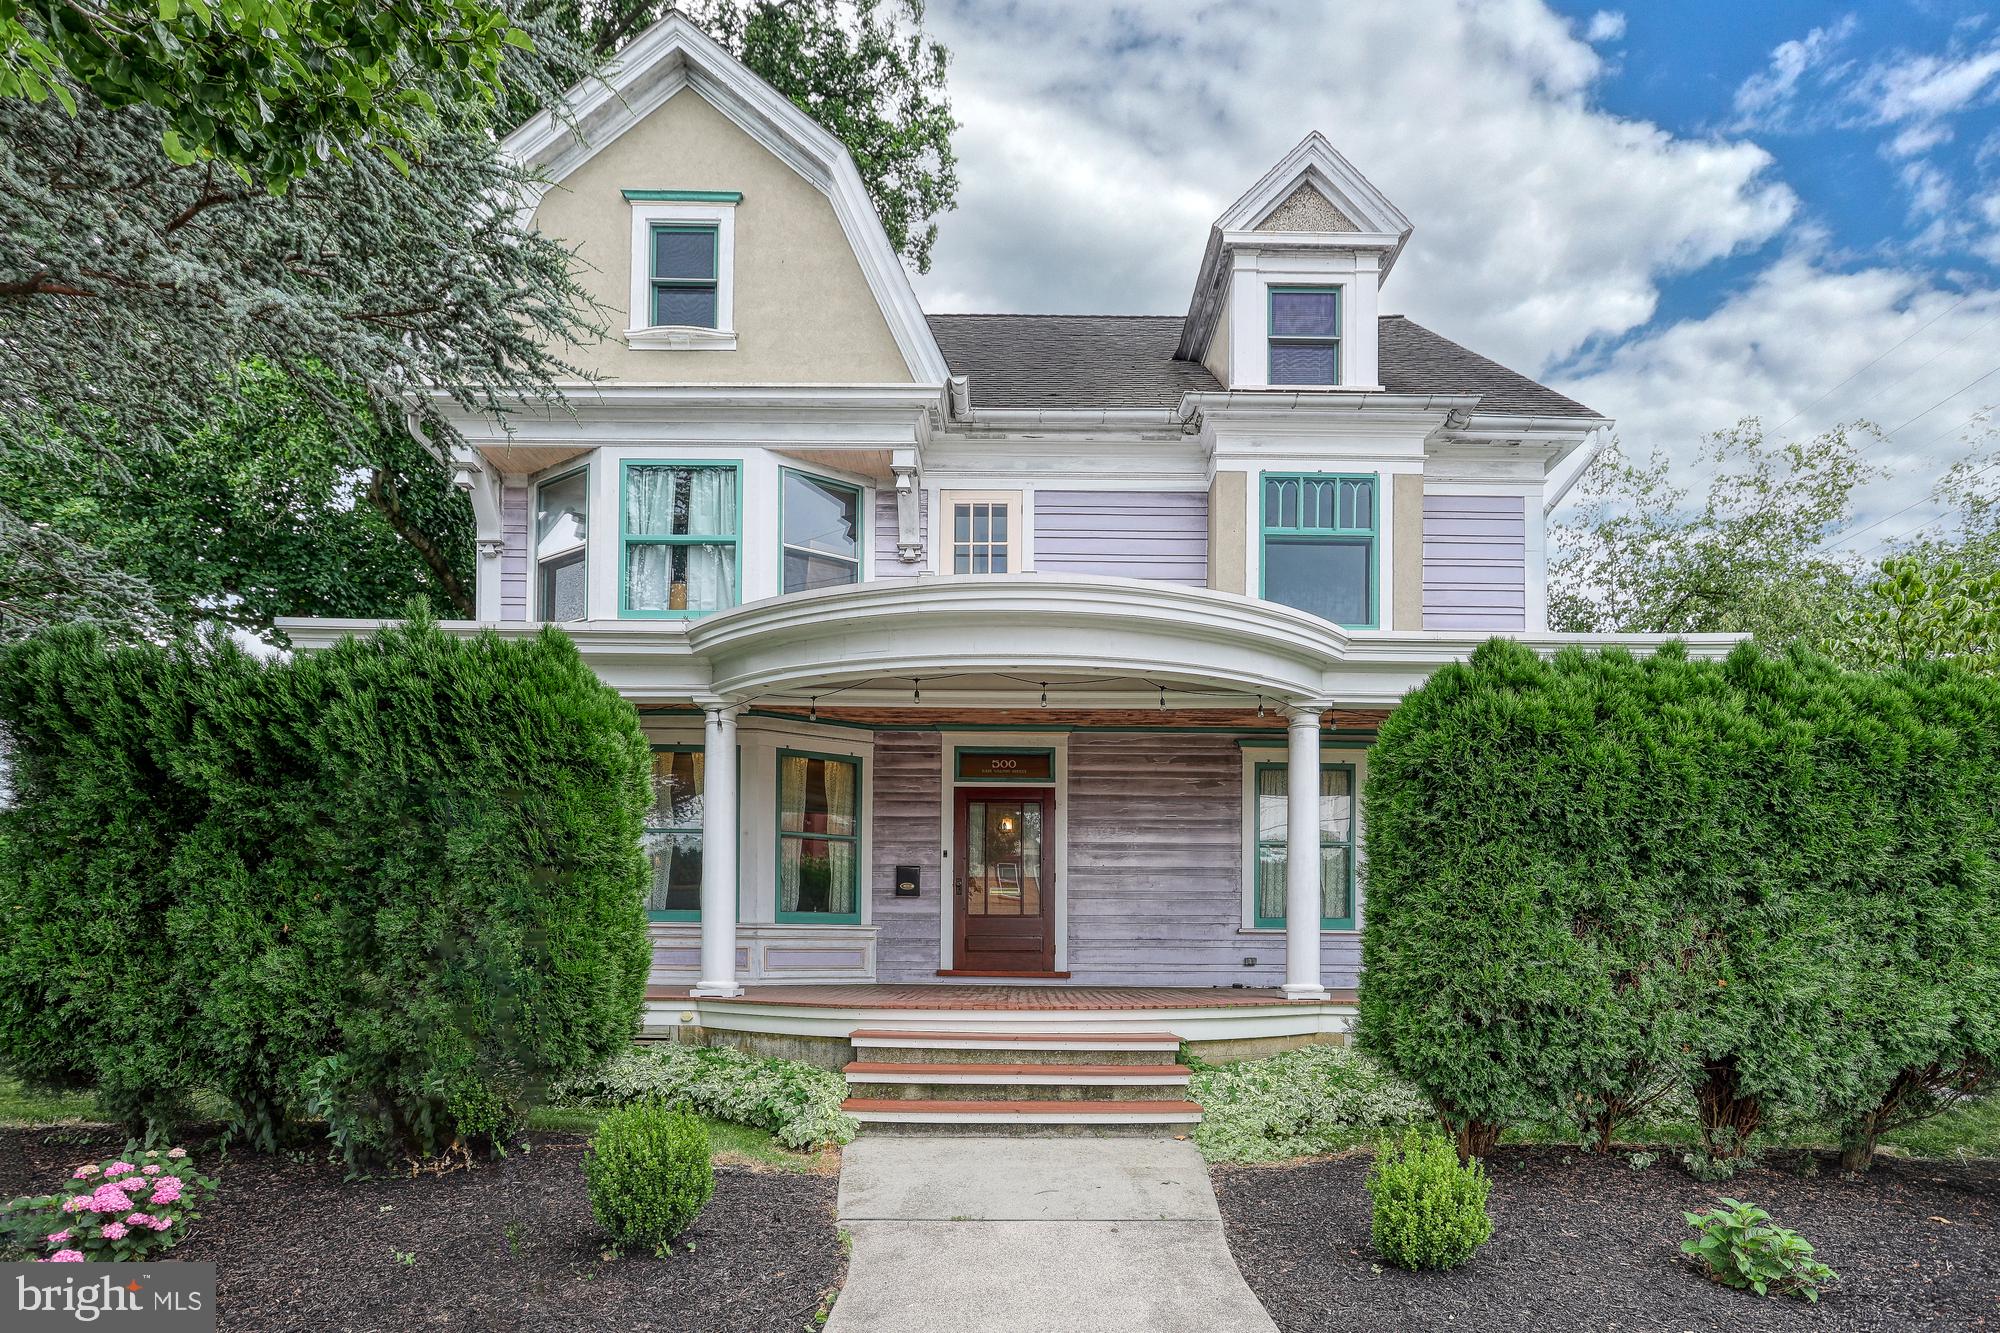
[1358,640,2000,1167]
[0,619,653,1165]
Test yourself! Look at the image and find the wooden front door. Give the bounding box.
[953,788,1056,973]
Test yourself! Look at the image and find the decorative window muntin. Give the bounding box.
[1261,472,1378,628]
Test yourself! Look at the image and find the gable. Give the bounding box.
[1255,182,1358,233]
[533,87,914,385]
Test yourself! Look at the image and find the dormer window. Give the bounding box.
[651,224,719,328]
[1268,286,1341,385]
[622,191,738,349]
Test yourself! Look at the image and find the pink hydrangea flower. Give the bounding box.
[149,1181,183,1205]
[71,1164,100,1179]
[151,1217,173,1231]
[104,1161,136,1177]
[60,1196,90,1214]
[124,1213,154,1228]
[44,1250,85,1263]
[100,1222,129,1240]
[45,1230,71,1245]
[141,1165,162,1176]
[165,1148,187,1159]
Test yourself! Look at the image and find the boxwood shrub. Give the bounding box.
[0,618,653,1166]
[585,1102,714,1254]
[1358,639,2000,1167]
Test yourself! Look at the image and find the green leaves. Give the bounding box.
[1682,1197,1838,1302]
[0,0,537,192]
[1366,1127,1493,1270]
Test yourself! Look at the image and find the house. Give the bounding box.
[281,17,1731,1126]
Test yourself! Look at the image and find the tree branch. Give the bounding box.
[365,466,476,617]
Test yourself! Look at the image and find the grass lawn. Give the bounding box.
[0,1075,832,1174]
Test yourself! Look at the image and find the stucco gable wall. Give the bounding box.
[534,88,913,384]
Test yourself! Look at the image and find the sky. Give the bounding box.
[907,0,2000,552]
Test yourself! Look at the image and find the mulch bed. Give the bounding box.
[0,1126,844,1332]
[1213,1146,2000,1331]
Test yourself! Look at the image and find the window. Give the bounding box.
[645,748,705,920]
[1252,761,1356,929]
[1262,473,1377,628]
[650,224,718,329]
[621,462,739,617]
[942,491,1020,574]
[1268,286,1341,385]
[781,470,862,593]
[533,467,588,622]
[622,194,737,348]
[776,751,861,923]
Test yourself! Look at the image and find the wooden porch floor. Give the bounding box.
[647,983,1358,1010]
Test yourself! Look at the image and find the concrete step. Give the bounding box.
[842,1097,1203,1134]
[847,1028,1180,1065]
[844,1061,1192,1102]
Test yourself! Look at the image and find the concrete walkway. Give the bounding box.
[825,1135,1277,1333]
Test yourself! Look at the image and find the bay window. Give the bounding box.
[781,470,862,592]
[621,462,739,617]
[533,466,588,622]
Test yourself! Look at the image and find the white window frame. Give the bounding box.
[532,461,590,622]
[626,200,736,351]
[939,490,1025,575]
[1238,742,1368,934]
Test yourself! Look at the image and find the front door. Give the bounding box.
[953,788,1056,973]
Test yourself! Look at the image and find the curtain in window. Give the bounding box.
[823,759,855,838]
[687,467,733,535]
[1257,765,1353,923]
[779,756,808,833]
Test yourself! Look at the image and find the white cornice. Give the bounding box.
[499,15,949,386]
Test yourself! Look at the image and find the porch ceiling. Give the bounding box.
[752,703,1394,732]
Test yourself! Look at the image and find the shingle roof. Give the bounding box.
[925,312,1601,420]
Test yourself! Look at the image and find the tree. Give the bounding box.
[517,0,958,272]
[0,27,599,642]
[1,0,534,188]
[1550,420,1879,644]
[1835,557,2000,676]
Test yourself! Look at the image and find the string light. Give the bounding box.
[1040,682,1048,708]
[809,697,817,723]
[913,677,921,705]
[1256,696,1265,719]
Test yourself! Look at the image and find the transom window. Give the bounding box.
[533,467,587,622]
[1262,473,1377,628]
[1252,760,1356,929]
[621,462,739,617]
[645,748,705,920]
[1268,286,1341,385]
[781,470,862,593]
[650,224,719,329]
[777,751,861,923]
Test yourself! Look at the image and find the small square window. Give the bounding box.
[1268,286,1341,386]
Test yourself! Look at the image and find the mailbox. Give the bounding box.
[894,865,922,897]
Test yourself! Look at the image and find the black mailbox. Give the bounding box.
[894,865,922,897]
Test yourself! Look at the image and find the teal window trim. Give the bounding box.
[774,747,864,925]
[618,459,743,620]
[622,189,744,204]
[532,461,590,622]
[952,746,1058,785]
[644,743,741,922]
[1259,471,1380,630]
[647,222,719,328]
[1267,284,1342,385]
[778,467,866,594]
[1251,759,1357,930]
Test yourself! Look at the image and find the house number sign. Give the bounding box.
[955,749,1054,782]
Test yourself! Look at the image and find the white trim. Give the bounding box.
[500,15,949,384]
[529,458,591,622]
[936,489,1026,575]
[937,731,1070,974]
[626,199,737,350]
[646,995,1356,1042]
[845,1105,1200,1126]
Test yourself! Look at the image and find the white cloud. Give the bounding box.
[916,0,1795,373]
[1900,160,1954,218]
[1861,41,2000,128]
[1730,15,1858,127]
[1584,11,1625,44]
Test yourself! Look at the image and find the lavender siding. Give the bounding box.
[1032,491,1208,585]
[871,489,929,581]
[867,730,1360,991]
[500,484,530,621]
[1422,493,1526,631]
[870,732,943,979]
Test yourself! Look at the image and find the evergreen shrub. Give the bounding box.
[1367,1126,1492,1270]
[584,1101,714,1254]
[0,618,652,1165]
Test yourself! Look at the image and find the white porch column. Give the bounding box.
[1283,705,1330,999]
[692,703,742,997]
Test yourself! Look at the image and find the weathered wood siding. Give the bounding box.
[871,489,929,581]
[867,729,1361,990]
[1033,491,1208,585]
[1422,493,1525,631]
[500,484,530,620]
[870,732,943,978]
[1066,733,1359,991]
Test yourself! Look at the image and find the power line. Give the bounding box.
[1769,291,1971,435]
[1808,375,2000,557]
[1838,452,2000,560]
